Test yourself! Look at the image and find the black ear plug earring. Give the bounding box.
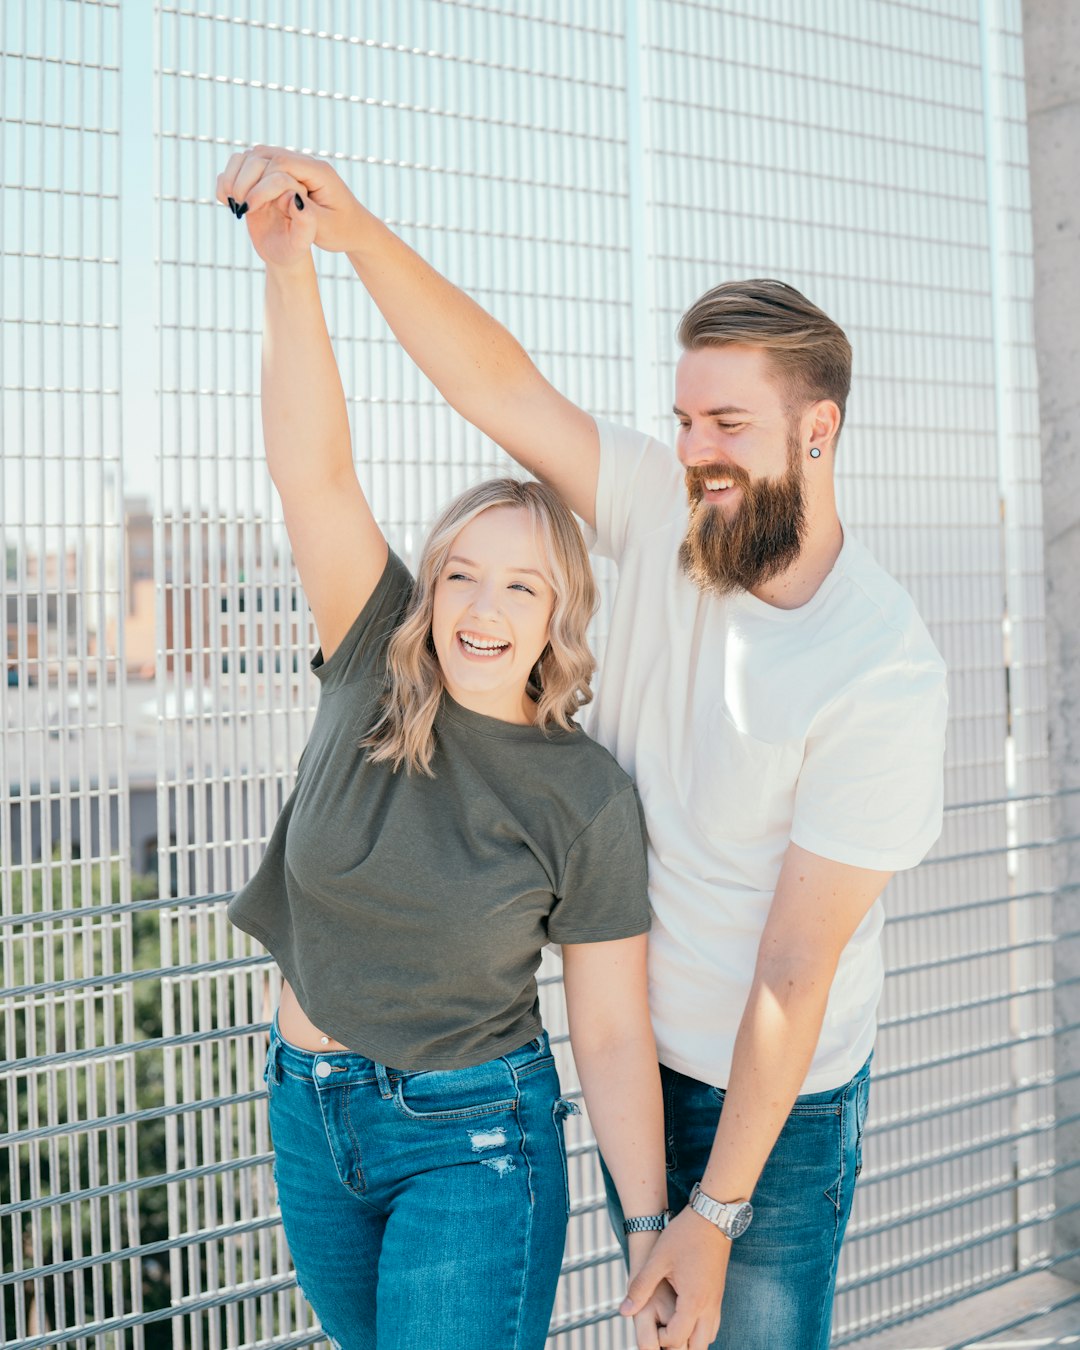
[809,447,821,459]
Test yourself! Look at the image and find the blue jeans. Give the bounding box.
[605,1057,872,1350]
[265,1019,575,1350]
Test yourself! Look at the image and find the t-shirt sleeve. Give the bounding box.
[590,417,686,564]
[790,660,948,872]
[310,549,414,691]
[547,785,652,943]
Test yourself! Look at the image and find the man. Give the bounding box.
[222,148,948,1350]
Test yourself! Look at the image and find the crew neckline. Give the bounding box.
[439,691,574,741]
[732,527,852,622]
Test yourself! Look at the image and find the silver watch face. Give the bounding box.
[727,1201,753,1239]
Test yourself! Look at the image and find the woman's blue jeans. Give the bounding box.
[265,1019,575,1350]
[605,1056,872,1350]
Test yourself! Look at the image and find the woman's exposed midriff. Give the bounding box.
[277,980,351,1052]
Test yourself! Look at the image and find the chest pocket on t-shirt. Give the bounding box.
[687,704,803,844]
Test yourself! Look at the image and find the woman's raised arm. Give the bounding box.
[217,155,387,661]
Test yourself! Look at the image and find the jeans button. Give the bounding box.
[315,1060,333,1079]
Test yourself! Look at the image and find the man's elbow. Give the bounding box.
[754,946,840,1008]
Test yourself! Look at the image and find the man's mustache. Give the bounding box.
[684,462,753,498]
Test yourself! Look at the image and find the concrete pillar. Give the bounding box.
[1022,0,1080,1278]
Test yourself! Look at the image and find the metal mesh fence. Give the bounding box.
[2,1,1070,1346]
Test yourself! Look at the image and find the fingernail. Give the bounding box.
[227,196,237,215]
[236,202,249,219]
[294,193,304,211]
[619,1299,634,1315]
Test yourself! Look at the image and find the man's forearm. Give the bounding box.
[344,209,546,445]
[339,203,600,521]
[699,844,890,1203]
[700,964,833,1203]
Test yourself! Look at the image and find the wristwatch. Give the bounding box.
[688,1182,753,1239]
[622,1210,670,1235]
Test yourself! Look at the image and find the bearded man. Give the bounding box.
[223,147,948,1350]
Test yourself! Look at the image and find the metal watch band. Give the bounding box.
[622,1210,670,1235]
[688,1183,753,1239]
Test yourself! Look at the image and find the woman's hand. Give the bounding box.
[216,148,318,267]
[632,1275,680,1349]
[216,147,367,257]
[627,1232,681,1349]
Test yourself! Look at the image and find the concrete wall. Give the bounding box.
[1022,0,1080,1278]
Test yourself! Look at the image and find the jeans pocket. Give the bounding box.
[395,1057,519,1121]
[552,1097,581,1217]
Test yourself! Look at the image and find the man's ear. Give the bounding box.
[807,399,842,451]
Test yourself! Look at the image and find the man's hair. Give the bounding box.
[677,279,852,438]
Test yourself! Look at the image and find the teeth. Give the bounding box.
[460,633,509,652]
[704,477,735,491]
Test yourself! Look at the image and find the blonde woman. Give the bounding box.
[219,156,672,1350]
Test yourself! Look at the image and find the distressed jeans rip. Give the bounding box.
[479,1154,516,1176]
[469,1126,508,1151]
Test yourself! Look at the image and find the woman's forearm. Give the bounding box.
[573,1030,668,1264]
[262,258,354,495]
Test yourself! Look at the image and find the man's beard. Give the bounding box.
[679,431,807,596]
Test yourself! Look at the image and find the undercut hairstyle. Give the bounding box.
[363,478,599,777]
[677,279,852,440]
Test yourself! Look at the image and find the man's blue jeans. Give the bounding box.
[265,1019,574,1350]
[605,1057,872,1350]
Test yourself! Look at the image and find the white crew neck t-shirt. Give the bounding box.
[585,418,948,1093]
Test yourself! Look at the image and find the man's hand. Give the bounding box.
[620,1208,729,1350]
[216,147,368,253]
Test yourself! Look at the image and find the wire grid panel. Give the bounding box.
[0,1,1062,1348]
[0,0,146,1344]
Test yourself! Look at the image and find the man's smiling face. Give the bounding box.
[674,344,808,596]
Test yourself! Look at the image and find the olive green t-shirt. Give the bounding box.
[228,550,651,1071]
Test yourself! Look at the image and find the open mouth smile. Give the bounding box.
[457,631,511,659]
[699,476,741,503]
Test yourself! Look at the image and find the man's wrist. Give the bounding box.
[344,205,394,266]
[688,1182,754,1240]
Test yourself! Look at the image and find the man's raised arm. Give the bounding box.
[230,145,601,526]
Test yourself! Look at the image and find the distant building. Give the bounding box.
[120,500,302,676]
[4,542,85,684]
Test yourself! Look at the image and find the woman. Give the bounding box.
[217,152,672,1350]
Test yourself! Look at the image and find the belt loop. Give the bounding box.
[375,1062,393,1099]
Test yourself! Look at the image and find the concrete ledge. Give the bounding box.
[852,1272,1080,1348]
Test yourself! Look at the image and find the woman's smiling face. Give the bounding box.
[430,506,555,724]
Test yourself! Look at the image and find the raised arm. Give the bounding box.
[216,160,387,661]
[222,147,600,526]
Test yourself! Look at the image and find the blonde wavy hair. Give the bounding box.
[363,478,599,776]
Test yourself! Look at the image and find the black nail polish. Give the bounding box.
[236,202,249,219]
[227,196,237,214]
[294,193,304,211]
